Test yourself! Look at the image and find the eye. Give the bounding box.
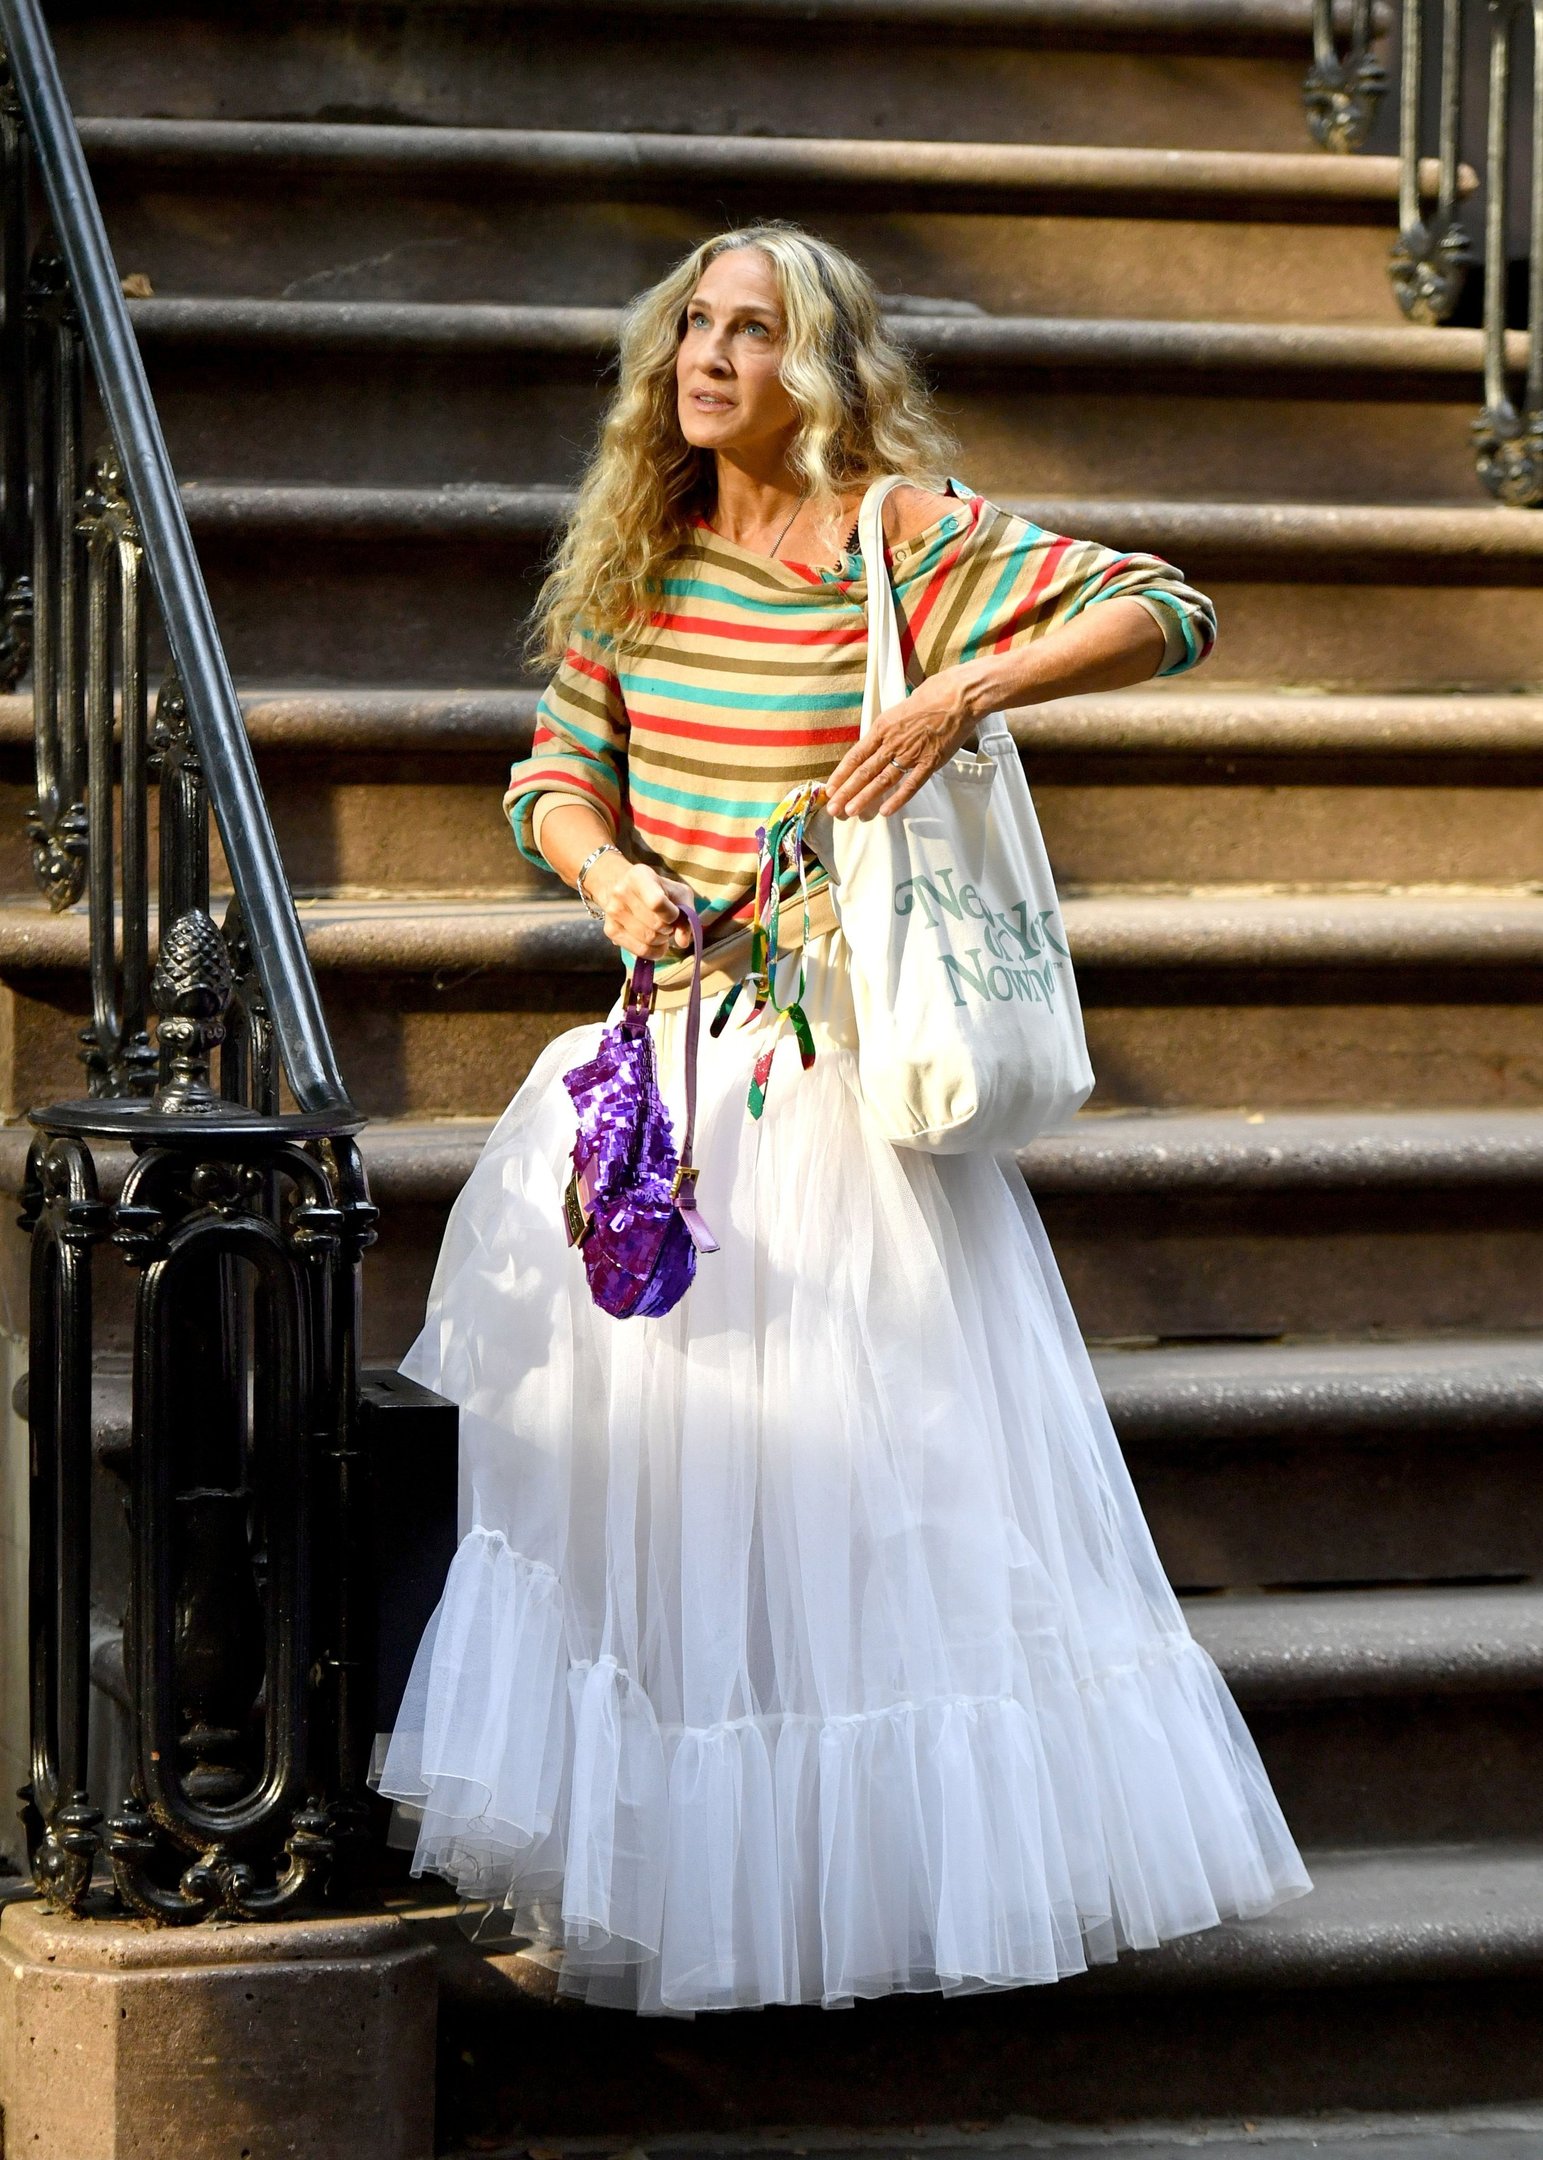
[687,308,709,329]
[741,320,770,338]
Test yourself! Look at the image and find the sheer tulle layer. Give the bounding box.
[374,931,1311,2013]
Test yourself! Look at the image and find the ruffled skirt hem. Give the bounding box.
[375,1527,1311,2015]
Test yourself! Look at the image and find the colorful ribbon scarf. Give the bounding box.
[711,778,824,1118]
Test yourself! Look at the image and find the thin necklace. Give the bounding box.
[715,492,807,559]
[767,493,807,559]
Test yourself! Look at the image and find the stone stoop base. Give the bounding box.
[0,1898,436,2159]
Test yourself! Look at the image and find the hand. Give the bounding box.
[824,663,984,819]
[586,854,696,959]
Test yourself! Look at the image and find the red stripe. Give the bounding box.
[564,648,614,689]
[991,533,1072,656]
[631,804,761,854]
[648,609,865,648]
[896,496,982,671]
[627,705,859,749]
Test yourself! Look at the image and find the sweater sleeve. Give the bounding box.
[895,489,1217,682]
[503,628,629,869]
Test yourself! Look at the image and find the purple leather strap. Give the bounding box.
[627,910,718,1255]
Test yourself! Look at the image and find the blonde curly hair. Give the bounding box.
[532,221,957,663]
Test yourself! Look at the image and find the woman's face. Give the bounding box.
[676,248,800,464]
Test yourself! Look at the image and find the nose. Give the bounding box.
[702,325,734,374]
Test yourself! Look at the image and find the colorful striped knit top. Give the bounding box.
[505,479,1217,1003]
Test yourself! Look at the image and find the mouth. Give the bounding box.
[688,390,735,412]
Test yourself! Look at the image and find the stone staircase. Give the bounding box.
[5,0,1543,2149]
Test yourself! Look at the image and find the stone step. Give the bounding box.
[54,0,1354,159]
[432,2109,1543,2160]
[428,1842,1543,2135]
[0,887,1539,1119]
[124,302,1509,504]
[6,1106,1537,1360]
[337,1106,1543,1354]
[84,682,1543,895]
[82,119,1413,323]
[1094,1334,1543,1588]
[1192,1583,1543,1844]
[104,484,1543,688]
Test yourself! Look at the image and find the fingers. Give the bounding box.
[601,864,691,960]
[828,733,931,820]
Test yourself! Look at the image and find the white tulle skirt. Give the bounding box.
[374,928,1311,2014]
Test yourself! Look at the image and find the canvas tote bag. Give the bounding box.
[813,474,1094,1153]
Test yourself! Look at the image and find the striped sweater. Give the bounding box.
[506,480,1216,1002]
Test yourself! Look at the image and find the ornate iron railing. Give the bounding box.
[0,0,385,1922]
[1308,0,1543,505]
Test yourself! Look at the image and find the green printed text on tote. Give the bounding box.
[894,869,1072,1011]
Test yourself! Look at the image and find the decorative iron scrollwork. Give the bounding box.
[1473,402,1543,504]
[1306,0,1389,150]
[152,909,234,1112]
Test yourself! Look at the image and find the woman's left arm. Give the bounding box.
[826,594,1162,820]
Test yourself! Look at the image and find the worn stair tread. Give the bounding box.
[429,2105,1543,2160]
[6,688,1540,761]
[75,118,1440,213]
[126,297,1526,384]
[0,888,1540,973]
[1188,1583,1543,1702]
[431,1843,1543,1999]
[1092,1333,1543,1441]
[165,482,1543,570]
[349,1108,1543,1203]
[49,1332,1543,1467]
[441,0,1380,36]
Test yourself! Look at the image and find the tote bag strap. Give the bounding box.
[856,475,912,735]
[859,474,1015,758]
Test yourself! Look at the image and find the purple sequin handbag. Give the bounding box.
[560,907,718,1318]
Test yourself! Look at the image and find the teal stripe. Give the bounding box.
[959,530,1045,660]
[535,700,617,757]
[619,670,860,714]
[629,769,789,818]
[658,575,848,618]
[1137,587,1205,674]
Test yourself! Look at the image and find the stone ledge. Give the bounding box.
[75,119,1436,216]
[127,298,1522,386]
[0,888,1540,976]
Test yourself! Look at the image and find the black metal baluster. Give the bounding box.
[24,251,84,907]
[0,60,32,685]
[1473,0,1543,500]
[20,1134,106,1912]
[1390,0,1474,322]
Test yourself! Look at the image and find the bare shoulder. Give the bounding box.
[880,483,959,545]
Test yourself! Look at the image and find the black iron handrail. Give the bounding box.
[3,0,407,1928]
[1307,0,1543,506]
[0,0,354,1114]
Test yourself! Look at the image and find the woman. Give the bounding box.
[375,222,1311,2015]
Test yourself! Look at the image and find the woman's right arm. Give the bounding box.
[504,628,693,959]
[538,800,695,960]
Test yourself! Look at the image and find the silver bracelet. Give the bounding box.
[575,842,622,920]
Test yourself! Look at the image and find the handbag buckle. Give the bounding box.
[670,1163,698,1202]
[563,1166,595,1247]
